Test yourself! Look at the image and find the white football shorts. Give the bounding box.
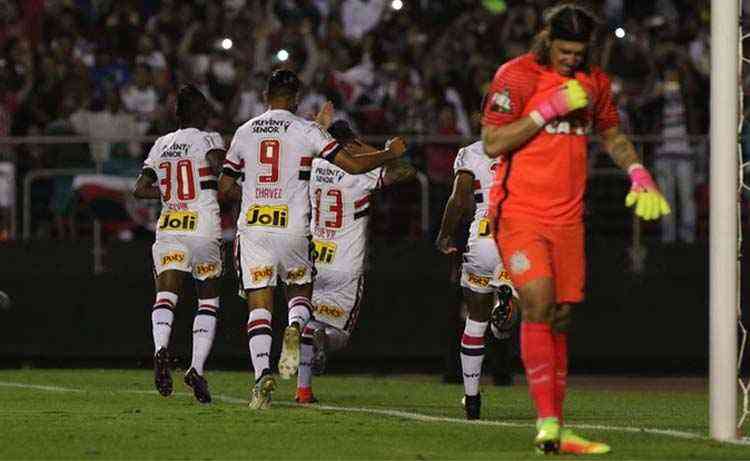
[311,268,364,332]
[235,230,314,290]
[460,236,514,295]
[152,234,223,281]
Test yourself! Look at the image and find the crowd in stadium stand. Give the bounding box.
[0,0,716,241]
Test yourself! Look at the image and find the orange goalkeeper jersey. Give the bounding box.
[482,53,619,224]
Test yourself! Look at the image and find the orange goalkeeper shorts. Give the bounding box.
[495,218,585,304]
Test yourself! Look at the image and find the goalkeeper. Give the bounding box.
[480,3,670,455]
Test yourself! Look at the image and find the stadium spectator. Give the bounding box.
[341,0,386,41]
[121,64,159,135]
[0,0,714,243]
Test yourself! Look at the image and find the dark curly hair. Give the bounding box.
[530,3,603,73]
[176,83,208,125]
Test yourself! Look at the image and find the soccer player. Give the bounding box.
[218,70,406,410]
[480,4,670,454]
[435,140,517,420]
[133,84,227,404]
[295,120,416,404]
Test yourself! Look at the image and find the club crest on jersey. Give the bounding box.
[312,240,337,264]
[245,205,288,228]
[159,211,198,231]
[490,88,512,113]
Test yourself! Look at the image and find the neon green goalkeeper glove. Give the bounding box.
[625,164,671,220]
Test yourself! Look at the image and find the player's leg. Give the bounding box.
[182,277,220,404]
[151,269,185,397]
[551,224,610,455]
[246,288,276,409]
[151,238,190,397]
[496,219,559,452]
[236,232,277,409]
[460,288,493,420]
[182,239,224,404]
[278,237,316,379]
[311,271,362,375]
[490,283,518,386]
[296,319,326,404]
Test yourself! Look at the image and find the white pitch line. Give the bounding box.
[3,381,750,446]
[0,381,84,393]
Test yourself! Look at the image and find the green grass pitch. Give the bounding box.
[0,369,748,460]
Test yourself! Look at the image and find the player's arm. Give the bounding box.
[218,137,244,202]
[481,117,544,158]
[321,119,409,174]
[218,170,242,202]
[206,148,227,176]
[133,168,160,199]
[481,68,589,157]
[381,159,416,186]
[600,126,671,220]
[435,171,474,254]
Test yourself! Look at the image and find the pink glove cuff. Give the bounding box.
[628,164,657,191]
[535,100,557,123]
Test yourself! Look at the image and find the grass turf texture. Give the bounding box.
[0,369,748,460]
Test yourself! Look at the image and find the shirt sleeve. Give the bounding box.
[361,166,384,191]
[222,130,245,178]
[453,147,474,176]
[593,71,620,134]
[142,137,161,175]
[306,122,342,161]
[203,132,226,152]
[481,59,537,127]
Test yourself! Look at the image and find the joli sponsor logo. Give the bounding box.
[159,211,198,231]
[246,205,288,228]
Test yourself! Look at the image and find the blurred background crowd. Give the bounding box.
[0,0,721,243]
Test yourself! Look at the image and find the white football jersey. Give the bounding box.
[143,127,225,239]
[453,141,500,242]
[224,109,340,236]
[309,158,382,275]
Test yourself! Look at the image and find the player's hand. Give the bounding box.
[625,164,671,220]
[385,137,407,157]
[315,101,334,129]
[436,233,458,254]
[533,79,589,124]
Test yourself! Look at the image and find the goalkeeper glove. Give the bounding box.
[530,79,589,126]
[625,164,671,220]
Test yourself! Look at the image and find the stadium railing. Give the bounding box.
[0,134,710,275]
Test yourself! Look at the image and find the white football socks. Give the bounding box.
[191,297,219,375]
[247,309,273,380]
[460,318,488,396]
[152,291,178,352]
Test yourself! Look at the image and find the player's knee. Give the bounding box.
[197,297,219,317]
[553,305,573,333]
[326,328,350,352]
[153,291,178,311]
[520,301,555,324]
[301,324,316,340]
